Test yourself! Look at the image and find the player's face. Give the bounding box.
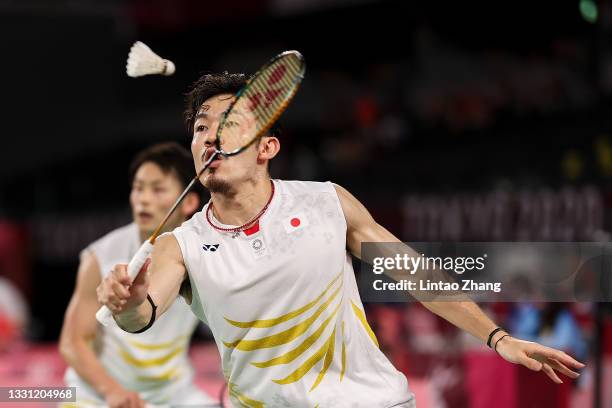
[191,93,260,193]
[129,162,184,238]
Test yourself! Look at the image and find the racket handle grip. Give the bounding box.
[95,241,154,326]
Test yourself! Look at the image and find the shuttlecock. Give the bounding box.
[126,41,175,77]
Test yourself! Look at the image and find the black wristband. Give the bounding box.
[129,294,157,334]
[487,327,504,348]
[494,334,510,353]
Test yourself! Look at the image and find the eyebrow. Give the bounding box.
[194,111,208,121]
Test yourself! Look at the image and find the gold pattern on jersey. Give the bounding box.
[224,272,342,329]
[223,273,350,393]
[136,366,181,382]
[119,345,185,368]
[127,333,189,350]
[223,277,342,351]
[308,326,336,391]
[229,382,264,408]
[340,321,346,382]
[272,326,335,390]
[350,301,379,348]
[251,302,342,368]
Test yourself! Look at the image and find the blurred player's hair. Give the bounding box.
[184,71,281,138]
[128,142,205,205]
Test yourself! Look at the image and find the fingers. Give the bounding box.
[111,264,132,286]
[105,281,129,312]
[541,362,563,384]
[525,343,584,382]
[554,350,585,370]
[97,264,132,312]
[111,280,131,299]
[521,353,563,383]
[530,344,586,370]
[520,354,543,372]
[549,358,581,379]
[108,396,128,408]
[130,392,145,408]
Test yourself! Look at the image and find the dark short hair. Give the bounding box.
[184,71,281,138]
[128,142,204,202]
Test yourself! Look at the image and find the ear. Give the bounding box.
[257,136,280,162]
[179,192,201,218]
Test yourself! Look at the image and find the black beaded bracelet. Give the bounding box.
[487,327,505,348]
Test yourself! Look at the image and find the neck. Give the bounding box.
[211,177,273,226]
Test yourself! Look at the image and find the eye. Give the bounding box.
[196,124,208,132]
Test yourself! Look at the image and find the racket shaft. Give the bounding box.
[95,241,154,326]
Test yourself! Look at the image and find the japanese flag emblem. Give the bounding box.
[284,212,308,233]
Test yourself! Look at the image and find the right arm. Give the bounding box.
[59,250,144,407]
[97,234,187,332]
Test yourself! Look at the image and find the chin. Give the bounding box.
[204,175,233,195]
[134,220,153,234]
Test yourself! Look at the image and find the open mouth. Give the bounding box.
[202,147,217,162]
[201,147,223,169]
[137,211,153,222]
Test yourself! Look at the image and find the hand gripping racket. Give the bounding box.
[96,50,306,325]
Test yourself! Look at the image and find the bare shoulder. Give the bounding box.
[150,234,187,283]
[333,183,355,210]
[332,183,372,223]
[153,234,184,261]
[60,249,102,342]
[75,249,102,292]
[332,183,349,197]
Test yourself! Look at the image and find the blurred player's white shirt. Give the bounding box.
[64,223,216,407]
[173,180,415,408]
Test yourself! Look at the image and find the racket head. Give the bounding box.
[215,50,306,155]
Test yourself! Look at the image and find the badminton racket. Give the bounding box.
[96,50,306,325]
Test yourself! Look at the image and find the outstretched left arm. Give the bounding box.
[334,184,585,383]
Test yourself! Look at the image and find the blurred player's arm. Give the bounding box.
[59,250,144,407]
[334,184,584,383]
[97,234,186,332]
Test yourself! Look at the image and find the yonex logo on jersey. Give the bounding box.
[202,244,220,252]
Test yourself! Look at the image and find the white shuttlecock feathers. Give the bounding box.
[126,41,175,77]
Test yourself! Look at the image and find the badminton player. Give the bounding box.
[98,74,585,407]
[60,142,218,407]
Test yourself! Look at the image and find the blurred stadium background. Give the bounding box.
[0,0,611,406]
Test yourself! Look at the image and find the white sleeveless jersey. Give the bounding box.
[173,180,415,408]
[64,223,202,404]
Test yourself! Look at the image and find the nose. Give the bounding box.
[137,187,154,206]
[204,119,223,148]
[203,130,218,148]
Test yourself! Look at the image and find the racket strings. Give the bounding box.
[248,58,302,128]
[219,55,304,151]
